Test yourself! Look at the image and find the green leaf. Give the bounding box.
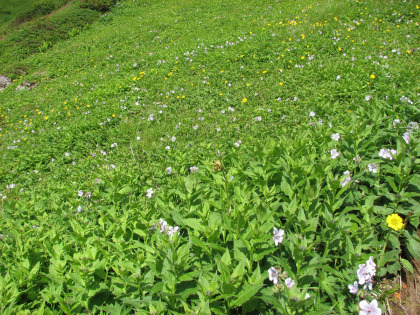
[400,258,414,274]
[230,283,263,308]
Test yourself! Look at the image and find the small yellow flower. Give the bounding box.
[370,74,376,79]
[242,98,247,103]
[386,214,404,231]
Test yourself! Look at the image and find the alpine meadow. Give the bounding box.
[0,0,419,314]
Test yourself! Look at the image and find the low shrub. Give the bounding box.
[78,0,117,12]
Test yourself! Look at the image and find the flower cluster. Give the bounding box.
[152,219,179,239]
[348,256,376,294]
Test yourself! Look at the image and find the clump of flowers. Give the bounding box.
[267,266,294,289]
[378,148,397,160]
[151,219,180,239]
[386,213,404,231]
[190,166,199,173]
[330,149,340,159]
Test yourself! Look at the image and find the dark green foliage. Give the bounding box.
[79,0,117,12]
[11,0,69,26]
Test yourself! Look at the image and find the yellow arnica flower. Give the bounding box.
[386,214,404,231]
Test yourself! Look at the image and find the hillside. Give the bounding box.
[0,0,419,313]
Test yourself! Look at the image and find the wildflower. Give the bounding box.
[359,299,382,315]
[110,142,117,148]
[255,116,262,121]
[348,281,358,294]
[193,125,198,130]
[77,205,83,212]
[305,293,310,300]
[268,267,279,285]
[330,149,340,159]
[336,75,341,80]
[393,119,401,127]
[273,227,284,246]
[353,154,361,163]
[378,148,395,160]
[341,176,351,187]
[165,146,170,150]
[331,133,340,141]
[309,111,316,117]
[146,188,154,198]
[368,163,378,174]
[357,257,376,289]
[234,140,242,147]
[65,152,69,157]
[158,219,168,232]
[78,190,83,197]
[166,167,172,174]
[386,214,404,231]
[171,136,176,142]
[190,166,199,173]
[402,132,410,144]
[242,98,247,103]
[365,95,371,102]
[285,277,295,288]
[167,226,179,238]
[370,74,376,79]
[407,121,418,132]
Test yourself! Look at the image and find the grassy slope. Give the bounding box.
[0,0,419,312]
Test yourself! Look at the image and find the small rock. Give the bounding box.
[0,76,12,90]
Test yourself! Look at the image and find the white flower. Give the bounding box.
[234,140,242,147]
[146,188,154,198]
[255,116,262,121]
[136,136,141,140]
[77,205,83,212]
[171,136,176,142]
[331,133,340,141]
[167,226,179,238]
[309,111,316,117]
[378,148,395,160]
[273,227,284,246]
[111,142,117,148]
[268,267,279,285]
[348,281,358,294]
[165,146,171,150]
[341,176,351,187]
[343,170,350,175]
[353,154,361,164]
[65,152,69,157]
[402,132,410,144]
[330,149,340,159]
[357,257,376,287]
[359,299,382,315]
[193,125,198,130]
[336,75,341,80]
[393,119,401,127]
[304,293,310,300]
[365,95,371,102]
[78,190,84,197]
[158,219,168,233]
[166,167,172,174]
[368,163,378,174]
[190,166,199,173]
[285,277,295,288]
[216,127,221,132]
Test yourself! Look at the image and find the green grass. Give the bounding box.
[0,0,419,313]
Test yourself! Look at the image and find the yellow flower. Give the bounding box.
[242,98,247,103]
[370,74,376,79]
[386,214,404,231]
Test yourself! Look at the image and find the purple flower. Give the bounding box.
[348,281,358,294]
[359,299,382,315]
[285,277,295,288]
[268,267,279,285]
[273,227,284,246]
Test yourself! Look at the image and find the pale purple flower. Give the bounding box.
[146,188,154,198]
[158,219,168,233]
[331,133,340,141]
[359,299,381,315]
[403,132,410,144]
[365,95,371,102]
[268,267,279,285]
[285,277,295,288]
[309,111,316,117]
[341,176,351,187]
[330,149,340,159]
[171,136,176,142]
[273,227,284,246]
[193,125,198,130]
[378,148,395,160]
[167,226,179,238]
[368,163,378,174]
[77,205,83,212]
[348,281,358,294]
[393,119,401,127]
[166,167,172,174]
[353,154,361,164]
[78,190,84,197]
[165,146,171,150]
[190,166,199,173]
[255,116,262,122]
